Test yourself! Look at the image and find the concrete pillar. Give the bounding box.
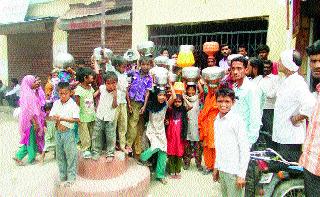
[0,35,8,85]
[52,22,68,67]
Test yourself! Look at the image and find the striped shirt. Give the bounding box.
[300,94,320,176]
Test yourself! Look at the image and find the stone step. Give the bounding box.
[54,157,150,197]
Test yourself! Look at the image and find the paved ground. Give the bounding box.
[0,106,221,196]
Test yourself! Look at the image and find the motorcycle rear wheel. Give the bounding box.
[272,179,304,197]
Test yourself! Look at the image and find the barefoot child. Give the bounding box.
[112,55,129,154]
[166,92,192,179]
[126,56,153,158]
[140,85,174,184]
[91,71,118,162]
[213,88,250,197]
[75,67,96,159]
[49,82,80,186]
[41,102,56,162]
[183,82,204,171]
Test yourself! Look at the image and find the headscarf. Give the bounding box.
[19,75,45,152]
[280,49,299,72]
[146,86,167,113]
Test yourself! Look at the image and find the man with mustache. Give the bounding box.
[299,40,320,197]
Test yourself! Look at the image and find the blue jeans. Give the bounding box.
[55,129,78,182]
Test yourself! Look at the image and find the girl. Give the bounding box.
[140,85,174,184]
[165,92,192,179]
[75,67,96,159]
[183,82,204,171]
[13,75,46,165]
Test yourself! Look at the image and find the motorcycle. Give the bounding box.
[250,148,304,197]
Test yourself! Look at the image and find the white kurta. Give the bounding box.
[186,95,200,141]
[146,105,168,152]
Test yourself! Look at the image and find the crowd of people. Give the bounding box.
[5,39,320,196]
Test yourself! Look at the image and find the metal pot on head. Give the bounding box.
[54,52,75,69]
[182,67,200,82]
[201,67,225,88]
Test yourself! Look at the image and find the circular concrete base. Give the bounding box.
[78,151,128,180]
[54,157,150,197]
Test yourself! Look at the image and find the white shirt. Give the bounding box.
[258,74,281,110]
[251,75,263,86]
[218,58,229,70]
[50,98,79,129]
[5,84,20,96]
[273,72,316,144]
[115,71,128,104]
[214,110,250,179]
[96,85,116,121]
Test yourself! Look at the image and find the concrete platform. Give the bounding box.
[78,151,129,180]
[55,157,150,197]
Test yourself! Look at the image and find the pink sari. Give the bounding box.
[19,75,45,152]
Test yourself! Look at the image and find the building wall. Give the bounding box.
[132,0,292,61]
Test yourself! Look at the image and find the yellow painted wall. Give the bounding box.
[0,35,8,85]
[132,0,294,61]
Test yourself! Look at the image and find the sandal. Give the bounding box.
[13,157,25,166]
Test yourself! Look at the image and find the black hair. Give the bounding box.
[249,57,264,75]
[111,55,126,67]
[231,56,248,68]
[103,71,118,82]
[215,87,236,101]
[58,82,70,90]
[146,87,167,113]
[256,44,270,53]
[138,56,153,65]
[186,84,196,91]
[263,59,273,66]
[11,78,18,85]
[238,44,247,51]
[220,44,230,49]
[293,50,302,67]
[160,48,169,55]
[306,40,320,56]
[166,94,188,140]
[76,67,94,83]
[45,102,53,111]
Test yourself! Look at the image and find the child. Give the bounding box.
[91,71,118,162]
[41,102,56,163]
[213,88,250,197]
[126,56,153,158]
[140,85,174,184]
[49,82,79,187]
[165,93,192,179]
[183,82,204,171]
[112,56,129,154]
[45,69,60,102]
[75,67,96,159]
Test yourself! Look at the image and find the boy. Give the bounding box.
[112,55,129,154]
[213,88,250,197]
[91,71,118,162]
[49,82,80,187]
[126,56,153,158]
[74,67,96,159]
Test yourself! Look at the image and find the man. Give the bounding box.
[230,56,262,197]
[219,44,231,70]
[0,80,6,105]
[299,40,320,197]
[238,44,249,59]
[230,56,262,146]
[256,44,278,75]
[246,58,264,84]
[257,60,280,149]
[273,49,315,162]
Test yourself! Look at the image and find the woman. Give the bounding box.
[13,75,46,165]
